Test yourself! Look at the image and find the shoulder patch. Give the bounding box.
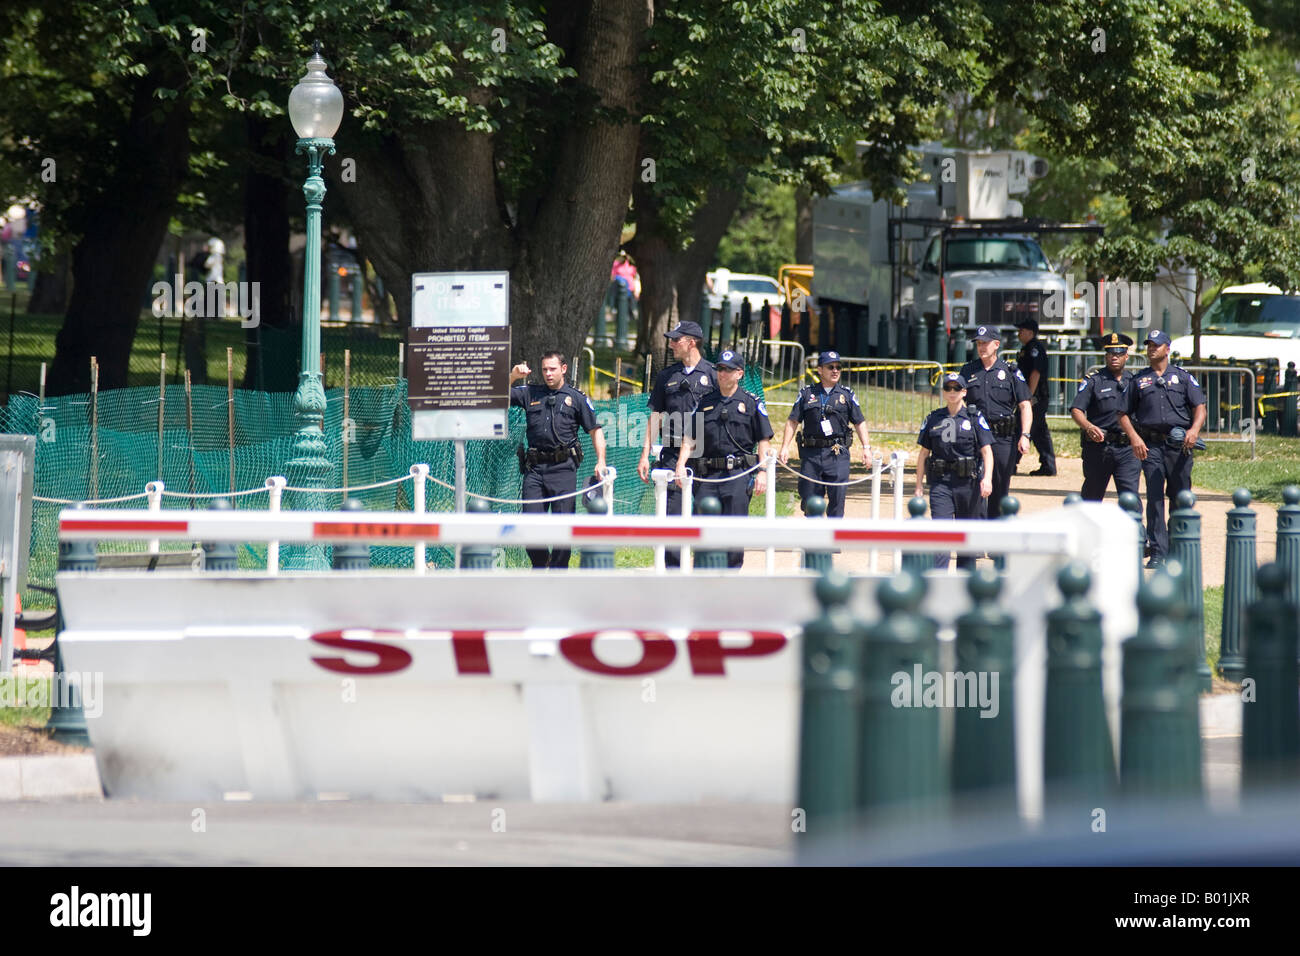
[758,402,768,417]
[1077,379,1088,392]
[1014,369,1025,381]
[977,414,990,431]
[1189,375,1199,388]
[586,396,594,410]
[1030,348,1039,357]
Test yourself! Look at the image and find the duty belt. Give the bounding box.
[696,452,758,477]
[926,457,979,480]
[986,416,1018,439]
[1104,429,1131,446]
[1135,425,1170,444]
[524,445,578,467]
[801,435,850,449]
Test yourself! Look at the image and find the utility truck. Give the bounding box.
[812,144,1103,352]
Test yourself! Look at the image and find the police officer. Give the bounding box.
[959,325,1031,520]
[675,348,773,569]
[914,372,994,570]
[510,351,607,569]
[638,320,716,567]
[777,349,873,517]
[1015,316,1056,476]
[1117,328,1207,569]
[1070,331,1139,501]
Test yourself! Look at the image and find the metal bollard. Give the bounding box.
[993,494,1019,572]
[1043,563,1116,812]
[951,325,967,368]
[859,570,946,821]
[693,496,728,569]
[593,286,608,345]
[913,315,930,390]
[719,300,733,351]
[1118,490,1145,573]
[614,282,630,351]
[900,496,931,574]
[459,497,496,569]
[49,507,94,746]
[1283,363,1298,437]
[203,498,238,571]
[1120,569,1202,799]
[802,495,832,572]
[877,312,892,358]
[1276,485,1300,612]
[1219,488,1255,683]
[1168,490,1210,691]
[1063,493,1083,505]
[797,570,864,843]
[578,492,615,569]
[700,294,713,350]
[951,567,1017,808]
[1241,563,1300,791]
[332,498,371,570]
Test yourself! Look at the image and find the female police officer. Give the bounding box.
[914,372,994,569]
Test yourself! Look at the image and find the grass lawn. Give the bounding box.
[1203,585,1223,676]
[0,675,52,728]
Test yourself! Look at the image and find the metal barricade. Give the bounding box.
[1042,351,1106,418]
[755,339,806,411]
[1183,365,1255,457]
[828,357,945,437]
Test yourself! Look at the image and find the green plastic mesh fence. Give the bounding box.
[1,370,765,609]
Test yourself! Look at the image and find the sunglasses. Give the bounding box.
[823,364,841,371]
[943,384,963,392]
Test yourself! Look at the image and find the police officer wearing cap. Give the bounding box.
[1070,331,1139,501]
[510,350,607,569]
[1118,328,1207,568]
[777,350,873,517]
[676,348,773,569]
[639,320,716,567]
[915,372,995,570]
[959,326,1032,520]
[1015,317,1056,476]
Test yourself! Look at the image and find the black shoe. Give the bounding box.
[1028,468,1056,477]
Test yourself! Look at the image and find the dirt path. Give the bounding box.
[752,452,1279,589]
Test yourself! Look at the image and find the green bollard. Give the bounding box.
[614,283,630,351]
[328,266,341,320]
[993,494,1019,572]
[719,300,733,352]
[578,492,615,569]
[1219,488,1255,683]
[1120,569,1202,800]
[459,496,496,569]
[694,496,728,569]
[48,512,95,746]
[802,495,832,572]
[1063,493,1083,505]
[1118,490,1145,573]
[203,498,238,571]
[900,496,932,574]
[913,315,930,391]
[332,498,371,570]
[1043,563,1116,814]
[951,567,1017,809]
[594,285,609,344]
[1276,486,1300,613]
[1169,490,1210,691]
[877,312,892,358]
[699,294,713,351]
[1241,563,1300,791]
[1283,363,1298,437]
[952,325,967,368]
[797,570,864,843]
[859,570,946,821]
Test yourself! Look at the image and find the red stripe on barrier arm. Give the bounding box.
[60,519,190,534]
[313,521,440,540]
[571,526,702,540]
[834,529,967,544]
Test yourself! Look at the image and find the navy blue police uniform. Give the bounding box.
[917,382,993,570]
[511,381,602,569]
[1123,330,1206,566]
[959,327,1030,520]
[649,342,716,568]
[689,351,774,568]
[788,352,866,517]
[1070,332,1139,501]
[1015,320,1056,475]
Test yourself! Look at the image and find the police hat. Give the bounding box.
[715,349,744,370]
[973,326,1001,342]
[665,320,704,340]
[1145,328,1172,347]
[1099,331,1134,351]
[817,350,841,366]
[1014,317,1039,332]
[943,372,968,389]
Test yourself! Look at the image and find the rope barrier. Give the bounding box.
[282,474,414,495]
[687,459,768,483]
[34,492,150,506]
[774,459,888,488]
[160,486,272,500]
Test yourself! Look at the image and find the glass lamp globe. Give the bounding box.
[288,48,343,139]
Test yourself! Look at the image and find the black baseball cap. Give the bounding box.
[714,349,745,370]
[665,321,704,340]
[973,326,1001,342]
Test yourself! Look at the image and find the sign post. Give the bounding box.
[408,272,510,565]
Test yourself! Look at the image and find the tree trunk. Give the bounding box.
[27,251,70,315]
[333,0,648,370]
[242,115,297,391]
[48,78,191,395]
[794,187,814,264]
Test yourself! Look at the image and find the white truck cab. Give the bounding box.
[1170,283,1300,370]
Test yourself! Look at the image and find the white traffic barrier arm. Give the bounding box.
[410,463,429,575]
[146,480,164,555]
[765,451,777,574]
[265,476,286,576]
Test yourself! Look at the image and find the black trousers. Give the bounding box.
[930,477,980,570]
[798,445,851,517]
[1027,399,1056,473]
[1080,439,1140,501]
[706,473,754,568]
[982,437,1017,520]
[521,462,577,569]
[1141,443,1194,560]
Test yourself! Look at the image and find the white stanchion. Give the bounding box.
[869,452,883,572]
[601,465,617,517]
[890,452,905,568]
[264,476,286,575]
[409,464,429,575]
[681,471,694,573]
[145,481,164,555]
[765,452,777,573]
[651,468,672,573]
